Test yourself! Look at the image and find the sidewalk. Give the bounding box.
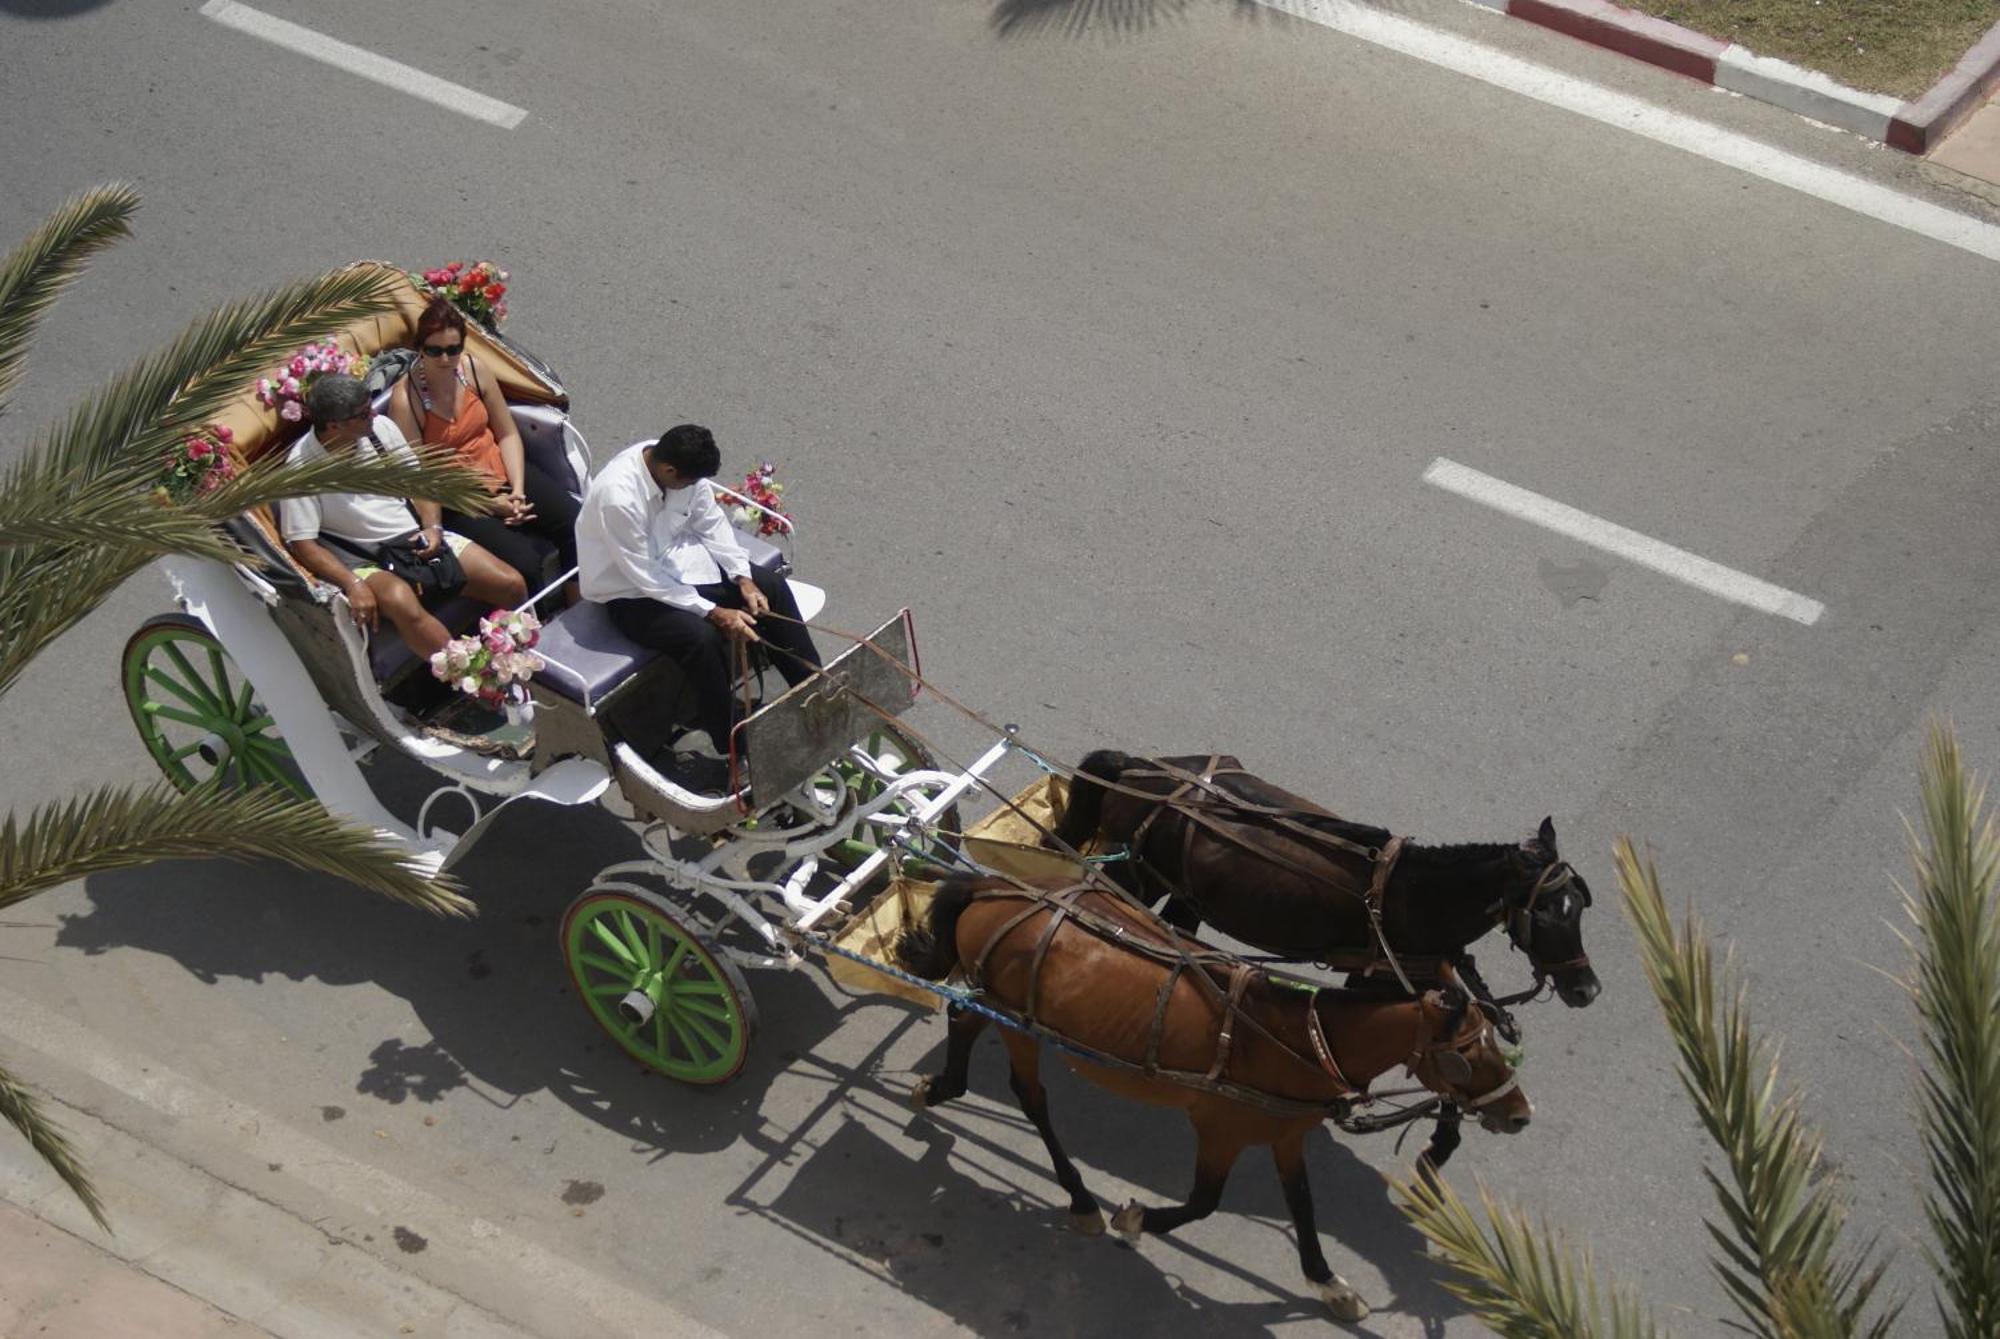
[1931,90,2000,198]
[0,1199,265,1339]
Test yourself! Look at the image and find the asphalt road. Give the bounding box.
[4,0,2000,1334]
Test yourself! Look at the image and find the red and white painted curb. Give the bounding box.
[1465,0,2000,153]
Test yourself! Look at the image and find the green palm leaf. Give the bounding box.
[13,266,397,496]
[1396,1173,1665,1339]
[0,183,137,416]
[0,446,491,557]
[1903,724,2000,1338]
[1619,838,1900,1338]
[0,541,155,703]
[0,782,472,917]
[0,1063,105,1232]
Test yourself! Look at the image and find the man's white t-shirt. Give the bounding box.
[276,415,421,548]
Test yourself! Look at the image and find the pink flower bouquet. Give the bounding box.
[429,608,544,707]
[727,461,792,537]
[255,340,366,425]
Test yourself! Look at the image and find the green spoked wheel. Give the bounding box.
[562,888,757,1084]
[122,613,310,798]
[822,721,963,879]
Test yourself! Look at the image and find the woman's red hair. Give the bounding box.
[414,294,468,347]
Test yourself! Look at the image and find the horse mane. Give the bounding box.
[1396,840,1523,872]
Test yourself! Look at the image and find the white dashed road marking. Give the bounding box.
[1423,457,1827,624]
[200,0,528,129]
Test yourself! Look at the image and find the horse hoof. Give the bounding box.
[908,1078,933,1113]
[1068,1208,1105,1236]
[1318,1278,1370,1322]
[1110,1201,1144,1243]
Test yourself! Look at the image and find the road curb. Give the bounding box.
[1465,0,2000,153]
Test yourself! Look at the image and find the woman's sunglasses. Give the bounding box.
[421,342,464,359]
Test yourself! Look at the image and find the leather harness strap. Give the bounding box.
[1205,963,1257,1083]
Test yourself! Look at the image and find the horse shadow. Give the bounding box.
[51,766,855,1158]
[729,1015,1467,1335]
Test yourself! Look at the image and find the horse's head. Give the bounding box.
[1505,817,1600,1007]
[1412,983,1531,1135]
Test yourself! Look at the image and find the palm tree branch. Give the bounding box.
[0,1063,106,1232]
[1906,722,2000,1339]
[0,183,138,415]
[0,542,154,703]
[1395,1172,1667,1339]
[0,783,472,917]
[19,268,398,490]
[0,448,491,558]
[1616,838,1898,1336]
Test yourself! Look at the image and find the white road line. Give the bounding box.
[199,0,527,129]
[1254,0,2000,265]
[1422,457,1827,624]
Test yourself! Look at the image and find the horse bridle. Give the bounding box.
[1304,987,1520,1111]
[1492,860,1593,982]
[1412,997,1522,1112]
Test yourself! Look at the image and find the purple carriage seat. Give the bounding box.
[532,601,663,709]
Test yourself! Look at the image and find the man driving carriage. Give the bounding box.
[575,424,822,787]
[279,375,526,659]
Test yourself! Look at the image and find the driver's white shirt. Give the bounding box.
[575,443,751,614]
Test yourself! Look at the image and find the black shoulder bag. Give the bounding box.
[361,433,468,599]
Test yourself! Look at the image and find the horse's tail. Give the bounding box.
[1048,748,1134,851]
[894,876,981,980]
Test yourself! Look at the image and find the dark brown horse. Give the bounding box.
[1050,750,1601,1009]
[895,874,1530,1322]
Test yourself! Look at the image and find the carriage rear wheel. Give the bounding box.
[823,721,963,880]
[122,613,311,798]
[561,886,757,1084]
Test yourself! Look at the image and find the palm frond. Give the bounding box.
[0,1062,106,1232]
[1618,838,1900,1338]
[1904,723,2000,1339]
[0,446,491,557]
[0,541,153,703]
[18,267,396,491]
[200,441,492,518]
[0,183,138,414]
[0,782,472,917]
[1395,1173,1667,1339]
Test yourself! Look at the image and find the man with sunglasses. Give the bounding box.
[280,375,526,659]
[575,423,822,792]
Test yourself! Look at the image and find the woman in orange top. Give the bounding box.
[384,297,579,601]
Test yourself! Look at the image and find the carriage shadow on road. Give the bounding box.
[52,768,859,1160]
[726,1013,1468,1336]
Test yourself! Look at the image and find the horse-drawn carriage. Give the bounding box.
[118,264,1594,1319]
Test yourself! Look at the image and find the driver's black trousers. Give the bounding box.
[605,571,822,755]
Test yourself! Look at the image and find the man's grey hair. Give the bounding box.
[305,374,371,432]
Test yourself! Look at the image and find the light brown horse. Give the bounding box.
[894,874,1531,1322]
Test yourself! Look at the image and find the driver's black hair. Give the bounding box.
[647,424,720,479]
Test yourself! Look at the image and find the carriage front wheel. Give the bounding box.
[122,613,310,798]
[561,886,757,1084]
[823,721,963,882]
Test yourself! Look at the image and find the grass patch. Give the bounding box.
[1615,0,2000,98]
